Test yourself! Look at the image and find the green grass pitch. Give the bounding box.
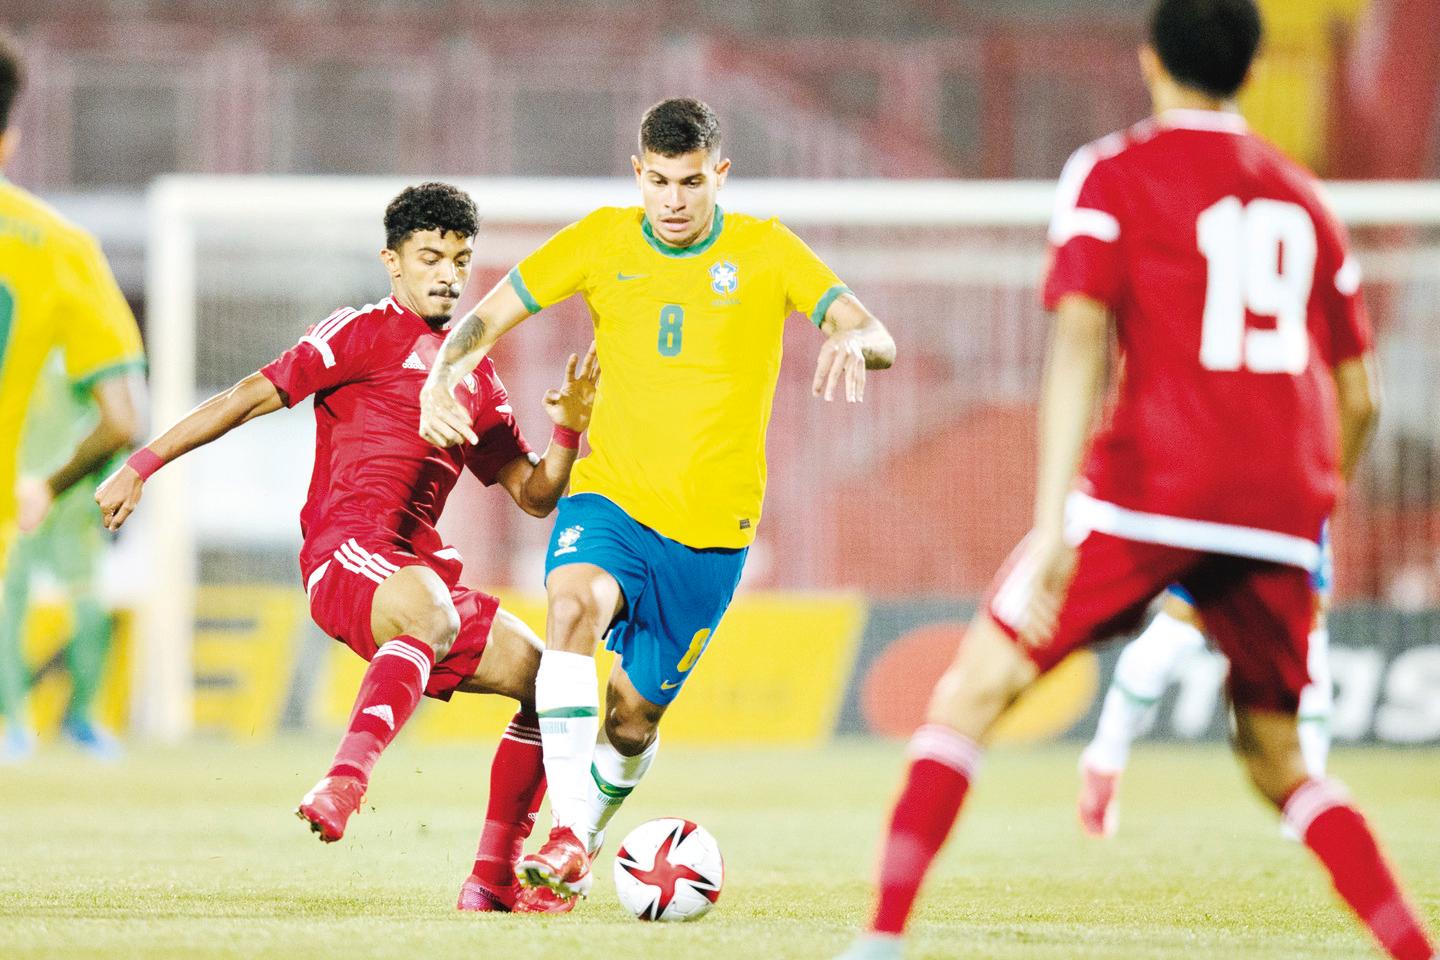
[1,739,1435,959]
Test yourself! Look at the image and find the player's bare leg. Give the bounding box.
[1079,592,1206,836]
[519,562,623,898]
[572,660,666,856]
[1236,707,1434,959]
[838,614,1037,959]
[298,566,458,842]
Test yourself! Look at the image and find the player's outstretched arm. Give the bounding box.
[494,343,600,517]
[16,373,144,533]
[1333,353,1379,481]
[94,372,284,532]
[1020,292,1110,647]
[421,279,533,448]
[813,293,896,403]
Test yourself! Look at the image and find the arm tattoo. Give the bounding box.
[439,314,487,370]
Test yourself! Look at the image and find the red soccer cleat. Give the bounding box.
[456,874,518,912]
[514,883,579,914]
[295,775,366,843]
[1077,762,1120,838]
[517,826,593,898]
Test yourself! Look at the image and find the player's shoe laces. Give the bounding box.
[1077,761,1120,838]
[832,934,904,960]
[517,826,593,898]
[61,717,122,762]
[456,874,517,912]
[295,775,366,843]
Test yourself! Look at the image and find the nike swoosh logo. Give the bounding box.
[616,272,645,281]
[660,680,680,691]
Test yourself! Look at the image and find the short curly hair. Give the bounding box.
[383,182,478,251]
[639,98,721,158]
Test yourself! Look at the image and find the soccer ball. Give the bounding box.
[612,818,723,921]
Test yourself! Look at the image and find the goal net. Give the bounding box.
[134,176,1440,740]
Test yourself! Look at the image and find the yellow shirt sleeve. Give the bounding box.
[508,209,609,313]
[774,222,849,328]
[56,231,145,387]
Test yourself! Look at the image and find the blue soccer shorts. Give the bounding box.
[543,493,747,705]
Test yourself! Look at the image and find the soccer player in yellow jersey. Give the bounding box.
[0,34,146,761]
[420,97,895,900]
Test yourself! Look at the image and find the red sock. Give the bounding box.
[1284,779,1435,960]
[471,710,547,888]
[871,724,983,936]
[327,636,433,785]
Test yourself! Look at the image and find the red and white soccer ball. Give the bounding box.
[612,818,724,922]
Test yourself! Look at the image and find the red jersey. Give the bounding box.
[1042,109,1371,569]
[260,296,531,581]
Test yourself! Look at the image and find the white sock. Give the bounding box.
[1297,625,1332,778]
[535,650,600,832]
[579,727,658,852]
[1083,611,1206,772]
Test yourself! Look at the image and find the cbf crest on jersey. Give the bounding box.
[709,260,739,296]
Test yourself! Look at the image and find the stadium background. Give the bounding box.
[6,0,1440,753]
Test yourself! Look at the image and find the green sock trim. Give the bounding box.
[591,764,635,801]
[538,706,599,719]
[1297,714,1330,725]
[1111,679,1159,707]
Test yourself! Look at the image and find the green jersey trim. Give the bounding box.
[508,266,542,314]
[71,356,147,394]
[810,284,851,329]
[641,207,725,259]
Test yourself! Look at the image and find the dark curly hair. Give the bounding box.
[639,98,721,158]
[383,181,479,251]
[1150,0,1262,99]
[0,32,24,133]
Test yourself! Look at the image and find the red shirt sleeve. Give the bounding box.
[464,366,533,486]
[1042,144,1125,311]
[260,307,376,407]
[1311,196,1373,366]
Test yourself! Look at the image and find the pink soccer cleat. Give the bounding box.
[1077,762,1120,838]
[514,883,579,914]
[517,826,593,898]
[295,775,366,843]
[457,874,518,912]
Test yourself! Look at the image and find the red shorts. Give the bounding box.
[986,530,1314,713]
[304,537,500,701]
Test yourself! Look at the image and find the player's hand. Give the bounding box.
[94,465,143,532]
[16,476,54,533]
[1017,533,1077,648]
[543,342,600,432]
[813,330,867,402]
[419,371,478,447]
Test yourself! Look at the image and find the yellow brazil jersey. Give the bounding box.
[509,206,847,549]
[0,178,145,556]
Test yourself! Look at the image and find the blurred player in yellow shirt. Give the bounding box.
[0,34,146,761]
[420,98,895,903]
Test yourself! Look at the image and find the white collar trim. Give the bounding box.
[1159,108,1248,134]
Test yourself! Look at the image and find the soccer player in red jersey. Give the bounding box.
[837,2,1435,959]
[95,183,597,914]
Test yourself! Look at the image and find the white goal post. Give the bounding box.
[137,176,1440,741]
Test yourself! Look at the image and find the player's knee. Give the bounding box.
[401,604,460,660]
[547,591,601,651]
[605,712,657,757]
